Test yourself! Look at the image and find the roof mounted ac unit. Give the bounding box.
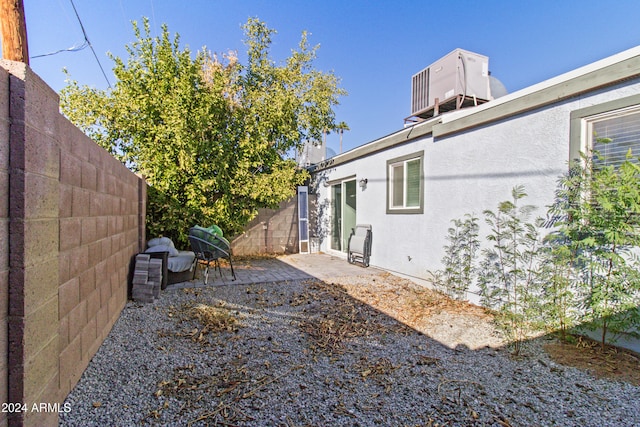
[411,48,490,117]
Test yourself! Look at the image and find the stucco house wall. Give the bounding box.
[312,47,640,305]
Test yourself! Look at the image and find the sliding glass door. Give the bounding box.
[330,179,357,252]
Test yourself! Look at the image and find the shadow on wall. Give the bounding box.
[573,310,640,354]
[231,198,301,256]
[309,169,330,250]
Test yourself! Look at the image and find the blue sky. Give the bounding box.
[17,0,640,153]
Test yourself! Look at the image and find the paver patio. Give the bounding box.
[165,253,381,290]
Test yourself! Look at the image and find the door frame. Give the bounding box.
[328,176,357,255]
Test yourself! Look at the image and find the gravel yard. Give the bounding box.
[60,268,640,426]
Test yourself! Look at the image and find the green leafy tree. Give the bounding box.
[61,17,346,245]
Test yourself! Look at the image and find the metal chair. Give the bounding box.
[347,224,372,267]
[188,227,236,284]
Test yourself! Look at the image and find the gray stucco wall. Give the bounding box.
[312,61,640,352]
[312,71,640,352]
[313,78,640,299]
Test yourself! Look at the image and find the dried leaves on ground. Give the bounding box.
[299,279,409,355]
[329,273,504,350]
[188,303,241,333]
[545,336,640,386]
[148,273,638,426]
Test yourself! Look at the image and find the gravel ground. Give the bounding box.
[60,275,640,427]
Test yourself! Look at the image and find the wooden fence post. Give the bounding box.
[0,0,29,64]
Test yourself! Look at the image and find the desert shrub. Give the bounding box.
[429,214,479,300]
[546,150,640,348]
[433,147,640,352]
[478,186,545,355]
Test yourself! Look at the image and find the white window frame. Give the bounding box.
[386,151,424,214]
[570,94,640,165]
[297,186,309,254]
[583,106,640,170]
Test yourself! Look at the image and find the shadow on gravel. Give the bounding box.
[59,256,640,427]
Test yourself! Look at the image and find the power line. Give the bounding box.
[150,0,157,35]
[31,40,89,58]
[68,0,112,88]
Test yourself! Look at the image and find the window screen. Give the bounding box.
[406,158,421,207]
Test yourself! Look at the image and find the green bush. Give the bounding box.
[478,185,545,355]
[432,147,640,352]
[429,214,479,300]
[146,185,200,248]
[547,150,640,348]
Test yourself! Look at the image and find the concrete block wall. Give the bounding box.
[6,60,62,427]
[0,63,10,427]
[56,110,143,399]
[1,60,144,426]
[232,198,300,256]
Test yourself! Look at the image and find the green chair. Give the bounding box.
[188,226,236,284]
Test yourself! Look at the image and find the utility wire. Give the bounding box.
[31,40,89,58]
[69,0,112,88]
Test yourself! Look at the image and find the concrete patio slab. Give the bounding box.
[165,253,381,290]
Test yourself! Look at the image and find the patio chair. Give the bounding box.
[144,236,197,288]
[347,224,372,267]
[188,227,236,284]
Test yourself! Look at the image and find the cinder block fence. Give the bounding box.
[1,61,145,426]
[231,194,316,256]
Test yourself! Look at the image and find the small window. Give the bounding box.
[588,107,640,169]
[387,151,424,214]
[570,94,640,167]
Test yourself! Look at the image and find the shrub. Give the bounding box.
[547,150,640,349]
[478,185,544,355]
[429,214,479,300]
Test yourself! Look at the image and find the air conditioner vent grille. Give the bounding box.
[410,48,490,117]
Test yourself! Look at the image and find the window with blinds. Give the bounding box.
[406,159,421,207]
[387,151,424,214]
[589,107,640,169]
